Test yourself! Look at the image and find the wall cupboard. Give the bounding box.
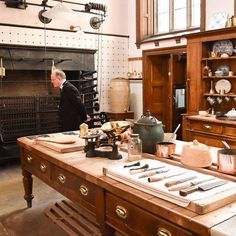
[183,27,236,148]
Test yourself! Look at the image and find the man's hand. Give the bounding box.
[85,115,91,122]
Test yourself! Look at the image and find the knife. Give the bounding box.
[179,180,228,196]
[165,176,197,188]
[124,161,141,168]
[148,172,186,183]
[168,178,214,191]
[129,165,165,175]
[138,169,169,179]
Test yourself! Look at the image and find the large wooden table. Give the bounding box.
[17,136,236,236]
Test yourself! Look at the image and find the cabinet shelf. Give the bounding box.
[203,93,236,97]
[202,56,236,61]
[203,76,236,79]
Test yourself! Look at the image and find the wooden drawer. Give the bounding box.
[106,193,193,236]
[51,165,96,213]
[22,150,50,181]
[188,120,222,134]
[223,126,236,136]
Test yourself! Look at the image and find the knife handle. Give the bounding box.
[179,186,198,196]
[168,182,191,191]
[139,171,157,178]
[148,176,164,183]
[165,180,181,188]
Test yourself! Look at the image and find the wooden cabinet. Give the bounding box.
[184,28,236,147]
[106,192,193,236]
[22,149,51,182]
[183,115,236,148]
[51,165,97,214]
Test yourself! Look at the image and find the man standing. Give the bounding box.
[51,69,89,131]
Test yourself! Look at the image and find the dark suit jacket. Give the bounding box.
[59,81,87,131]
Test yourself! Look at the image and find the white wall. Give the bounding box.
[0,0,129,113]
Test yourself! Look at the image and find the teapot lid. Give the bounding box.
[135,110,162,126]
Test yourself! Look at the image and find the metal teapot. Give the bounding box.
[133,110,164,154]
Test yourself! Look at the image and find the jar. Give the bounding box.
[128,134,142,161]
[133,110,164,154]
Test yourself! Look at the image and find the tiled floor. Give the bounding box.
[0,161,67,235]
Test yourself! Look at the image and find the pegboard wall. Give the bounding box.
[0,25,129,112]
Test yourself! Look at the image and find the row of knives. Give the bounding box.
[123,162,228,196]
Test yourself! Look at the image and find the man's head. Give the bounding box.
[51,69,66,88]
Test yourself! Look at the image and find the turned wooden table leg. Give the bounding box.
[22,169,34,208]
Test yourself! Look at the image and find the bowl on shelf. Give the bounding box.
[198,110,209,116]
[215,70,224,76]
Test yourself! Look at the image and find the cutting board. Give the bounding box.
[35,137,85,153]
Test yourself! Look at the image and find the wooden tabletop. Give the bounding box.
[17,136,236,235]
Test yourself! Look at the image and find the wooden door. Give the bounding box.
[143,55,169,126]
[143,47,187,135]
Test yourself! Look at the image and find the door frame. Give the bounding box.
[143,45,187,132]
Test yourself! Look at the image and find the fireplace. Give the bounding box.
[0,44,100,161]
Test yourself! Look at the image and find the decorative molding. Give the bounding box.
[128,57,142,61]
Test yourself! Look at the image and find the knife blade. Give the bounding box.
[165,176,197,188]
[179,180,228,196]
[129,165,165,175]
[168,178,215,191]
[138,169,169,178]
[148,172,186,183]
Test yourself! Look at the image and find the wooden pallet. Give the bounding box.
[44,200,102,236]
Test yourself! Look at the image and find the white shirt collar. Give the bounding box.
[60,79,66,90]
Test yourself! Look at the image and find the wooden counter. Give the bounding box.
[17,136,236,236]
[183,115,236,148]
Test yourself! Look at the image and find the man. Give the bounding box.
[51,69,89,131]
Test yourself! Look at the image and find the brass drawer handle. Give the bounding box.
[203,124,212,129]
[157,227,172,236]
[79,185,88,196]
[115,205,128,219]
[40,163,47,173]
[58,174,66,184]
[26,154,33,163]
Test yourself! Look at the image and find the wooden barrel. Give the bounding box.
[109,77,130,113]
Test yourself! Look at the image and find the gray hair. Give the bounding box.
[53,69,66,80]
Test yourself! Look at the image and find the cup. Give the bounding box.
[206,96,215,105]
[225,96,230,102]
[156,142,176,158]
[229,71,234,76]
[163,133,177,142]
[216,97,223,104]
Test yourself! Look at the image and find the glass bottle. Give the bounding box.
[128,134,142,161]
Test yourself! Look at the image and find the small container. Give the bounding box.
[80,123,88,137]
[156,142,176,158]
[217,149,236,175]
[163,133,177,142]
[128,134,142,161]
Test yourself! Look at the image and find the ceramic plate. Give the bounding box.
[216,65,230,76]
[215,79,231,93]
[212,40,233,56]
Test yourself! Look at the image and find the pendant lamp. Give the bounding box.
[42,1,76,20]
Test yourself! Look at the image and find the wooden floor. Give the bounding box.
[0,161,67,236]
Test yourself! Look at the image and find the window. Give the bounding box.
[155,0,201,34]
[136,0,205,48]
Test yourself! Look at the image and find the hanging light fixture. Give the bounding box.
[41,0,77,20]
